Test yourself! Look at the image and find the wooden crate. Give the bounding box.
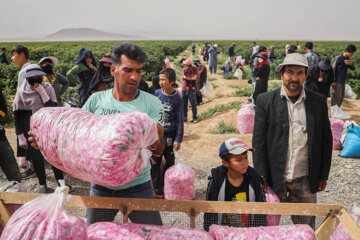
[0,192,359,240]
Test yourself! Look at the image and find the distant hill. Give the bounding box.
[45,28,146,41]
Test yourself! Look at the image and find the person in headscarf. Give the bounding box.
[13,64,65,193]
[39,55,70,106]
[221,60,233,75]
[87,54,114,98]
[193,59,207,105]
[253,52,270,104]
[66,48,96,106]
[317,58,334,99]
[268,46,276,63]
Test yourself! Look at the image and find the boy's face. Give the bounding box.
[222,152,249,175]
[345,51,355,58]
[159,74,173,90]
[11,52,25,66]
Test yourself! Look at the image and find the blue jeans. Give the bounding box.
[86,181,163,226]
[251,67,257,84]
[182,90,197,120]
[209,65,217,74]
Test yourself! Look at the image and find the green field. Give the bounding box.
[1,40,360,124]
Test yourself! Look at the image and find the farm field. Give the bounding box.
[1,40,360,228]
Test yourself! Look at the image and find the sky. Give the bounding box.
[0,0,359,41]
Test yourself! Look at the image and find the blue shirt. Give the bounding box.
[155,89,184,144]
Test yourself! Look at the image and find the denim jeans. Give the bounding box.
[251,67,257,84]
[209,65,217,74]
[86,181,163,226]
[182,90,197,120]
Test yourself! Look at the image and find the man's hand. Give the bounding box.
[28,131,40,150]
[256,77,260,81]
[88,63,94,69]
[345,60,352,66]
[33,82,40,88]
[318,77,324,83]
[262,181,269,193]
[148,124,165,157]
[173,144,181,151]
[331,83,336,89]
[318,180,327,192]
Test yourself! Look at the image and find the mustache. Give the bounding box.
[287,81,300,85]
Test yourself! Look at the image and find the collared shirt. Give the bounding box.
[280,85,309,181]
[17,62,31,88]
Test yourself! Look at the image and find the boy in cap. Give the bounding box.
[203,138,267,231]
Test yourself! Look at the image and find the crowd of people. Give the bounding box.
[0,40,357,230]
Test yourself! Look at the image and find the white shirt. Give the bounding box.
[17,62,31,88]
[252,46,259,55]
[280,85,309,181]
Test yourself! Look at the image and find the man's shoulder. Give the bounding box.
[257,88,280,101]
[305,89,326,103]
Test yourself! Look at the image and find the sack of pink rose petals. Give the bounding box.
[330,202,360,240]
[209,224,317,240]
[237,103,255,134]
[330,118,344,150]
[0,181,87,240]
[30,107,158,187]
[164,151,195,200]
[88,222,213,240]
[265,187,281,226]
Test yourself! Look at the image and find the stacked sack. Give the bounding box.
[164,151,195,200]
[237,103,255,134]
[30,107,158,187]
[0,182,87,240]
[88,222,213,240]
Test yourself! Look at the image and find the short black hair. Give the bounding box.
[111,42,147,66]
[159,68,176,83]
[345,44,357,53]
[287,45,298,54]
[221,151,248,162]
[1,47,6,51]
[252,42,256,44]
[304,42,313,50]
[258,46,267,53]
[179,58,186,64]
[11,45,28,59]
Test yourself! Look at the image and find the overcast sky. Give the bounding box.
[1,0,359,40]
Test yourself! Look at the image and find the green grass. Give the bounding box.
[212,83,219,88]
[223,73,237,80]
[208,77,217,81]
[268,81,282,91]
[232,86,254,97]
[209,121,238,134]
[229,85,241,89]
[198,101,241,121]
[343,98,350,104]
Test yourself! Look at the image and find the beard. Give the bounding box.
[285,80,301,92]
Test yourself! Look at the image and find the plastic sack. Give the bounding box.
[200,81,213,99]
[1,182,87,240]
[340,121,358,147]
[164,151,195,200]
[164,57,171,69]
[330,203,360,240]
[88,222,213,240]
[345,84,358,100]
[209,224,317,240]
[234,69,243,80]
[30,107,158,187]
[340,124,360,158]
[331,105,351,119]
[237,103,255,134]
[330,118,345,150]
[265,187,281,226]
[18,156,29,168]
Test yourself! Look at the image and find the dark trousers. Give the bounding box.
[253,78,268,104]
[86,181,162,225]
[26,141,63,185]
[151,131,176,194]
[182,90,197,120]
[331,82,345,107]
[0,139,22,182]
